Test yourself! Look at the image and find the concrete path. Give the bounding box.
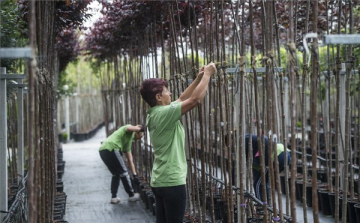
[62,126,156,223]
[61,126,336,223]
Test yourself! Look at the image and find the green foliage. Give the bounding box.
[90,59,101,79]
[297,120,302,128]
[0,0,28,71]
[57,69,76,99]
[58,56,102,98]
[61,132,68,141]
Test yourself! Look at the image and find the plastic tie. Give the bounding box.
[273,217,280,221]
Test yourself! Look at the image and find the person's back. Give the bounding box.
[245,134,269,166]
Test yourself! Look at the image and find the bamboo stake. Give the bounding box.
[341,0,354,219]
[199,101,206,223]
[160,20,166,79]
[223,68,234,223]
[207,71,216,223]
[334,0,343,221]
[358,64,360,202]
[175,0,187,71]
[286,0,298,221]
[324,35,333,194]
[210,0,214,62]
[347,0,355,200]
[250,2,267,221]
[236,0,246,222]
[334,58,341,223]
[301,62,309,223]
[27,0,36,220]
[220,0,226,62]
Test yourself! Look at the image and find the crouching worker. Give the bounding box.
[245,134,290,201]
[99,124,144,204]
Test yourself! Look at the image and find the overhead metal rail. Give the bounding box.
[323,34,360,45]
[0,48,32,59]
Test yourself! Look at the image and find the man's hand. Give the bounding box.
[127,125,142,132]
[196,66,205,79]
[204,62,217,76]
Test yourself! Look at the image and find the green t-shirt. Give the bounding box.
[147,101,186,187]
[99,125,134,153]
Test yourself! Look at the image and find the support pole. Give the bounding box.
[17,78,24,179]
[75,93,79,133]
[65,95,70,142]
[0,67,8,220]
[339,63,346,189]
[64,85,70,142]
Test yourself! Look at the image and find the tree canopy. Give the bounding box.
[84,0,360,61]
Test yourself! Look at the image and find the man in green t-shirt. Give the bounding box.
[99,124,143,204]
[140,62,216,223]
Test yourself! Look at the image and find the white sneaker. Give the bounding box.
[110,197,121,204]
[128,193,141,202]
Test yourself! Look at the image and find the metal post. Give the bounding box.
[17,79,24,179]
[0,67,8,220]
[75,93,79,133]
[65,95,70,142]
[63,85,70,142]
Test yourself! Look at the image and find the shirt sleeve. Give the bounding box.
[159,101,182,127]
[119,125,134,152]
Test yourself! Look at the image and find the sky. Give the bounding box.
[84,1,103,29]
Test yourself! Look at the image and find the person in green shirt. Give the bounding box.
[140,62,217,223]
[99,124,144,204]
[245,134,290,201]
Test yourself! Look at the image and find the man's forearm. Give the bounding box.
[125,152,136,174]
[190,73,211,103]
[129,162,136,175]
[178,75,202,101]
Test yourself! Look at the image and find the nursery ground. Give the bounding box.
[62,126,335,223]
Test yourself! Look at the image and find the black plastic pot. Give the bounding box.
[354,204,360,223]
[140,183,151,201]
[329,193,346,219]
[57,161,66,172]
[144,190,153,209]
[73,133,86,142]
[319,190,332,215]
[147,193,155,213]
[295,180,302,202]
[214,199,224,220]
[57,170,64,180]
[305,183,313,207]
[347,199,360,223]
[247,218,264,222]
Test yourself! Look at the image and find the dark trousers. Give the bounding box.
[99,149,134,197]
[152,185,186,223]
[253,151,291,201]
